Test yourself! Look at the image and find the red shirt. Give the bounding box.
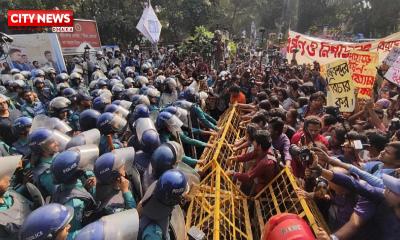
[233,149,278,193]
[290,130,329,147]
[230,92,246,104]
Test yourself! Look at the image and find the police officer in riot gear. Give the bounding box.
[33,77,53,105]
[70,72,89,95]
[138,169,188,240]
[12,116,32,157]
[28,127,70,197]
[129,105,161,155]
[97,112,126,154]
[159,77,178,107]
[0,155,33,239]
[93,94,112,113]
[55,72,70,85]
[94,147,137,216]
[19,203,75,240]
[175,87,218,131]
[79,109,101,131]
[156,111,212,149]
[50,145,99,233]
[48,96,72,125]
[143,141,200,193]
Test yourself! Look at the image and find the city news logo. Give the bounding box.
[7,10,74,32]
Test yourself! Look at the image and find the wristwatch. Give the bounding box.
[330,234,339,240]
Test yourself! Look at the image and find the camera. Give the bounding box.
[289,144,313,167]
[325,106,344,123]
[264,65,272,74]
[389,118,400,132]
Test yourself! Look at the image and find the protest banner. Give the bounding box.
[136,3,162,45]
[57,19,101,55]
[347,50,378,99]
[325,60,355,112]
[7,33,66,73]
[383,47,400,67]
[286,30,400,65]
[384,56,400,86]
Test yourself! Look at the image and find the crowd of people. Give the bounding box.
[0,36,399,240]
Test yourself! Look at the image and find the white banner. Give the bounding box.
[136,4,162,45]
[287,30,400,65]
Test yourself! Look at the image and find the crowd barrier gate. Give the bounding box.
[186,105,329,239]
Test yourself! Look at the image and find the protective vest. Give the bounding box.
[138,183,173,240]
[31,162,52,196]
[95,184,125,214]
[52,185,96,208]
[0,191,32,238]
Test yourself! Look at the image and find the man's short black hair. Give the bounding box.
[251,112,268,127]
[304,116,322,128]
[289,79,299,91]
[229,85,240,93]
[44,50,51,55]
[246,123,260,142]
[323,114,337,126]
[254,130,272,151]
[270,117,284,134]
[310,91,326,103]
[366,130,389,152]
[270,108,287,121]
[269,96,280,108]
[258,100,271,111]
[256,92,267,102]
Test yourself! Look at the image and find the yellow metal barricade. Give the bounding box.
[188,105,253,239]
[253,167,330,237]
[186,161,253,240]
[196,105,243,173]
[187,105,329,239]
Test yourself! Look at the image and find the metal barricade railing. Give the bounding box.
[253,167,330,237]
[186,160,253,240]
[187,106,329,239]
[188,105,253,240]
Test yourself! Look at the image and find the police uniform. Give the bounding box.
[138,180,187,240]
[0,156,33,239]
[174,100,217,130]
[159,92,178,108]
[51,179,96,233]
[44,79,57,96]
[34,87,53,106]
[69,110,81,131]
[31,156,56,197]
[149,104,160,122]
[99,135,123,155]
[159,131,208,148]
[0,140,13,157]
[0,191,32,239]
[21,101,46,118]
[95,183,136,216]
[12,138,31,157]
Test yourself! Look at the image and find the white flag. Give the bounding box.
[136,3,162,44]
[251,21,256,39]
